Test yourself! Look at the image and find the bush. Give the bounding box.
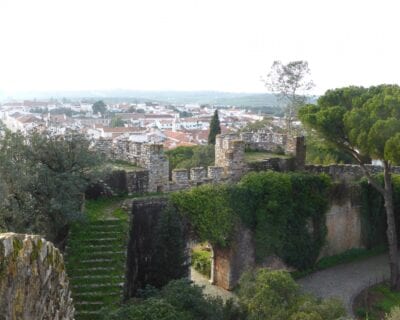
[192,248,211,277]
[238,268,346,320]
[102,279,245,320]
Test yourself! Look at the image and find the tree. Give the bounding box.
[264,60,314,133]
[110,116,125,127]
[208,109,221,145]
[0,130,100,242]
[92,100,107,117]
[299,84,400,289]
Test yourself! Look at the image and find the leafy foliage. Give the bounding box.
[165,145,215,172]
[208,109,221,145]
[238,269,346,320]
[110,115,125,127]
[171,171,330,270]
[360,175,400,249]
[191,247,212,277]
[0,130,100,242]
[171,184,236,247]
[102,279,244,320]
[92,100,107,116]
[299,85,400,289]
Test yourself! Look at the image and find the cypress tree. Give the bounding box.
[208,109,221,145]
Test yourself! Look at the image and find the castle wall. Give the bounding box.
[321,197,363,257]
[240,131,297,154]
[0,233,74,320]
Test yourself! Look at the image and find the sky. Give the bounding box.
[1,0,400,95]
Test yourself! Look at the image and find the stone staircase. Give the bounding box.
[65,219,128,320]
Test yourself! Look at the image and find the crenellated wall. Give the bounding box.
[240,131,297,154]
[0,233,75,320]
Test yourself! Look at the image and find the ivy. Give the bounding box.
[171,171,331,270]
[360,174,400,249]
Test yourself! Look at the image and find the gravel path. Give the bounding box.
[190,268,237,302]
[298,253,389,316]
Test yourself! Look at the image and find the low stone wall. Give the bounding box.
[0,233,74,320]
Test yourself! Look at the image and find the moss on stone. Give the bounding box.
[12,238,23,260]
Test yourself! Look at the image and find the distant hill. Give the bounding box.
[1,89,280,106]
[0,89,315,115]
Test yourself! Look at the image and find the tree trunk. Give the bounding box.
[383,161,400,290]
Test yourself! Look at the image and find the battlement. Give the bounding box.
[92,133,400,199]
[240,131,297,154]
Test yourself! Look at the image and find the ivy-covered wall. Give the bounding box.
[360,175,400,249]
[171,171,331,270]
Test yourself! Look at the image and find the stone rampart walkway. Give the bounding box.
[298,254,389,316]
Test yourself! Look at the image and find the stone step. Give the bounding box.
[74,290,121,297]
[66,245,125,252]
[74,282,123,288]
[80,257,119,262]
[73,274,124,280]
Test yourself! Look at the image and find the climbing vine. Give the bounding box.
[171,171,331,270]
[359,174,400,249]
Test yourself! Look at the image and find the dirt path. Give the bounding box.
[298,254,389,316]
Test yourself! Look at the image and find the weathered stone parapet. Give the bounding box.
[208,166,225,182]
[172,169,189,185]
[0,233,74,320]
[215,134,245,181]
[190,167,207,182]
[305,164,400,181]
[240,131,297,154]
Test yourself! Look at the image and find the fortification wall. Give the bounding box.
[94,138,169,192]
[240,131,297,154]
[0,233,74,320]
[305,164,400,181]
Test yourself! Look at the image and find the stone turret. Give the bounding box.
[215,134,245,181]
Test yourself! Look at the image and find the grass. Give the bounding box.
[292,246,387,279]
[244,151,290,163]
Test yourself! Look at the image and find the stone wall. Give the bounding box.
[212,224,255,290]
[240,131,297,154]
[305,164,400,181]
[93,138,169,192]
[320,184,363,257]
[0,233,74,320]
[215,134,245,181]
[124,197,189,299]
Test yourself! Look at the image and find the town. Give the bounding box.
[0,99,274,148]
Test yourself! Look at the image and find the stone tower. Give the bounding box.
[214,134,245,181]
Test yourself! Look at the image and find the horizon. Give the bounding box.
[1,0,400,96]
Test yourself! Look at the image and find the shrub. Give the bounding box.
[192,248,211,277]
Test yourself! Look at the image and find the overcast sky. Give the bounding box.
[1,0,399,95]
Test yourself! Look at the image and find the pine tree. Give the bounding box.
[208,109,221,145]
